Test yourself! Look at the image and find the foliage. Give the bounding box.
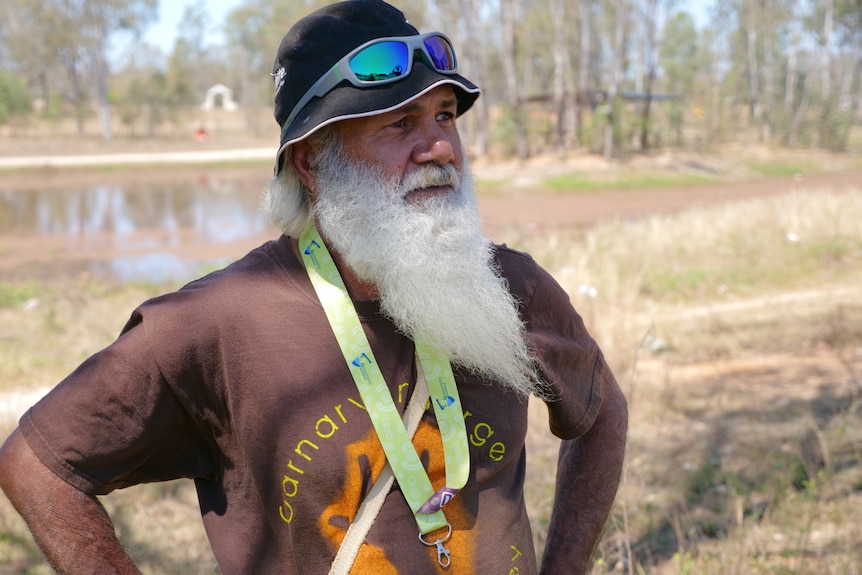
[0,0,860,154]
[2,0,157,137]
[0,281,40,308]
[661,12,699,96]
[0,71,31,123]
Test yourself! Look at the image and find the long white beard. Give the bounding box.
[311,143,541,398]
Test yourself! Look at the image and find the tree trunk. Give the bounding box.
[501,0,529,159]
[551,0,570,152]
[820,0,833,102]
[838,54,853,112]
[855,50,862,124]
[745,4,761,141]
[639,0,659,151]
[577,0,591,146]
[789,68,813,147]
[817,0,834,148]
[604,0,627,160]
[459,0,488,156]
[785,47,798,118]
[93,53,113,140]
[62,56,86,137]
[761,15,775,142]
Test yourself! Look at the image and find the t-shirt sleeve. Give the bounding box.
[19,298,219,496]
[501,247,606,440]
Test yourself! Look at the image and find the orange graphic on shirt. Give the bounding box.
[318,417,477,573]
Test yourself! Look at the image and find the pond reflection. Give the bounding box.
[0,171,280,283]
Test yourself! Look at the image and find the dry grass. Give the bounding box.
[2,189,862,573]
[516,189,862,574]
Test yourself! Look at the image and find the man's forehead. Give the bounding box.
[395,86,459,112]
[367,85,459,121]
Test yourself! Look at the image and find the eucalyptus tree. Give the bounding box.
[169,0,213,108]
[3,0,156,139]
[783,0,858,149]
[834,0,861,118]
[501,0,530,158]
[604,0,630,160]
[3,0,86,132]
[660,11,698,146]
[0,70,31,124]
[637,0,679,151]
[446,0,494,156]
[808,0,861,148]
[551,0,578,151]
[577,0,598,148]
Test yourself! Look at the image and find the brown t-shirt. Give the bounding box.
[20,235,606,574]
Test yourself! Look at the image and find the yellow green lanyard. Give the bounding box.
[299,223,470,542]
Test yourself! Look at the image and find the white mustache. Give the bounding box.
[401,163,460,196]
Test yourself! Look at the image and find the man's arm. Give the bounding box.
[0,428,141,574]
[539,371,628,575]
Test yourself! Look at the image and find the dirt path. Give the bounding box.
[477,170,862,237]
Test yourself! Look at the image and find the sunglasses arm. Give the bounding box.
[284,67,345,129]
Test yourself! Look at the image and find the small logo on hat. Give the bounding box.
[272,67,287,95]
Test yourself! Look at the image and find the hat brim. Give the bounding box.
[274,64,480,174]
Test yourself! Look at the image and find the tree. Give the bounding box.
[83,0,158,140]
[638,0,660,150]
[604,0,630,160]
[170,0,212,106]
[501,0,529,159]
[0,70,31,124]
[551,0,577,151]
[661,11,699,145]
[577,0,595,147]
[2,0,156,138]
[457,0,490,156]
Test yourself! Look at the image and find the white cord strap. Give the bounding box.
[328,358,431,575]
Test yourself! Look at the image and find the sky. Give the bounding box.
[143,0,246,50]
[143,0,712,52]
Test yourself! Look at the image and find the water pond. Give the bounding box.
[0,167,280,283]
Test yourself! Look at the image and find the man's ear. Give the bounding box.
[290,139,318,198]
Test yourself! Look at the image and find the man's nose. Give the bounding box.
[412,121,455,166]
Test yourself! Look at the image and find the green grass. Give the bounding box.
[474,171,721,194]
[0,280,41,308]
[847,125,862,152]
[746,159,821,178]
[543,172,719,192]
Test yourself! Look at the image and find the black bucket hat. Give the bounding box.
[271,0,480,174]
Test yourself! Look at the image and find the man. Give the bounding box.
[0,1,627,573]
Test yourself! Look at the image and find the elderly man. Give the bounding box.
[0,1,627,573]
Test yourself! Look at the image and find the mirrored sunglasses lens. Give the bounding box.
[423,36,456,71]
[349,41,410,81]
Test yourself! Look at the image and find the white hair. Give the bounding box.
[263,129,336,238]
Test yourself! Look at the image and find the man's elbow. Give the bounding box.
[597,371,628,445]
[0,428,51,507]
[607,377,628,433]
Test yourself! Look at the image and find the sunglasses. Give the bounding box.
[283,32,459,130]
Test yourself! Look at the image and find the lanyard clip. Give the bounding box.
[419,524,453,568]
[434,540,451,568]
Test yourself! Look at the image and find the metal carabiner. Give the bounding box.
[419,524,453,568]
